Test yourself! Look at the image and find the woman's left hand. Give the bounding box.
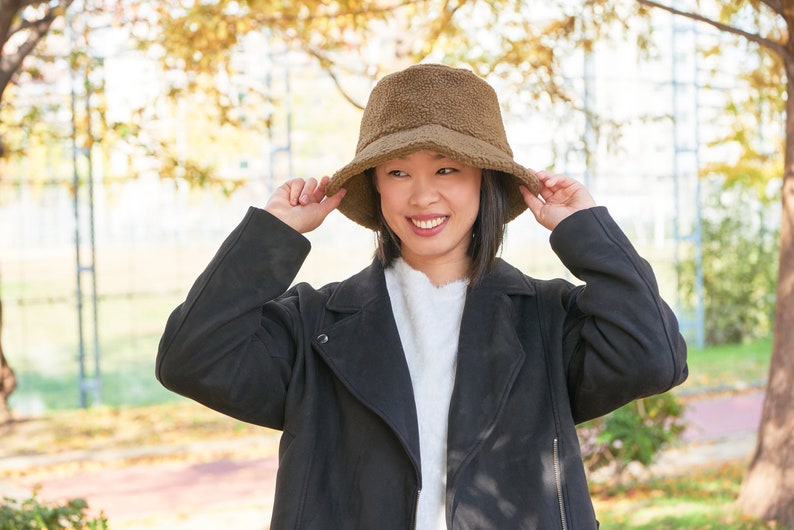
[520,171,596,231]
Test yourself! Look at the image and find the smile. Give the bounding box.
[411,216,447,229]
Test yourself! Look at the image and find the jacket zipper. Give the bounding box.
[553,437,568,530]
[411,488,421,530]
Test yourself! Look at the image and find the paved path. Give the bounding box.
[681,390,763,442]
[1,390,766,529]
[26,456,279,529]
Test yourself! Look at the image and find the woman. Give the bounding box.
[157,63,688,529]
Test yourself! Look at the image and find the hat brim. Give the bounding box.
[328,124,540,230]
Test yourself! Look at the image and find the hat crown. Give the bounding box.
[356,64,513,157]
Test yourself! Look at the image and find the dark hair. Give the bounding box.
[367,168,511,285]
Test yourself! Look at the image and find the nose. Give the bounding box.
[408,174,440,207]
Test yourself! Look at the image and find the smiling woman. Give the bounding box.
[156,63,688,530]
[365,164,513,285]
[372,150,482,285]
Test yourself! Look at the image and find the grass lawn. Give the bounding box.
[592,461,787,529]
[0,399,269,464]
[677,336,771,394]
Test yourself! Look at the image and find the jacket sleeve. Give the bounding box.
[549,206,688,423]
[156,206,311,428]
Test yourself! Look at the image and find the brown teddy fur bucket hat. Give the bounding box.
[327,63,540,230]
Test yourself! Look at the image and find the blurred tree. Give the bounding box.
[0,0,74,103]
[0,0,76,422]
[141,0,629,103]
[639,0,794,525]
[130,0,640,186]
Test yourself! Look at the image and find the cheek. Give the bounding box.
[378,184,404,212]
[453,184,481,220]
[378,193,403,228]
[464,210,479,232]
[378,190,395,214]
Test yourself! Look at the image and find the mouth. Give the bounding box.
[410,216,448,230]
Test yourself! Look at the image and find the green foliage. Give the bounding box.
[578,393,686,482]
[0,493,107,530]
[679,178,779,345]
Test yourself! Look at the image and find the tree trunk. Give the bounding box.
[736,58,794,527]
[0,296,16,424]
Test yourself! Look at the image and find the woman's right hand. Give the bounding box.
[264,176,346,234]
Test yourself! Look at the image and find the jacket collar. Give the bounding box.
[325,259,389,312]
[326,258,536,311]
[314,258,535,480]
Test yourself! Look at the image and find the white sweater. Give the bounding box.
[384,259,468,530]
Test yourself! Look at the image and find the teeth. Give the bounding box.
[412,217,446,229]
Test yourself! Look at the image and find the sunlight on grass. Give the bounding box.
[679,336,772,393]
[605,499,739,528]
[592,462,785,529]
[0,400,273,461]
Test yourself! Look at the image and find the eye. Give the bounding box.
[438,167,457,175]
[388,169,409,177]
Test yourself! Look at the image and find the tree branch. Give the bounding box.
[0,9,59,99]
[638,0,788,59]
[0,0,75,99]
[304,48,367,111]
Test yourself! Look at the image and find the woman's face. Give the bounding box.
[374,150,481,279]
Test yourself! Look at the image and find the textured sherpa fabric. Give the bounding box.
[328,63,541,230]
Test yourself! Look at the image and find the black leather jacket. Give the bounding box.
[157,206,687,529]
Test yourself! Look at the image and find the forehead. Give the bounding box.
[398,151,445,160]
[385,150,461,164]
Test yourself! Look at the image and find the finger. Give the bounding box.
[299,178,319,205]
[311,176,331,202]
[539,185,555,201]
[541,173,562,190]
[520,185,543,215]
[535,170,553,185]
[287,179,304,206]
[320,187,347,214]
[552,173,580,192]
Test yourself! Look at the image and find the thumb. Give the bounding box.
[320,188,347,215]
[520,185,544,219]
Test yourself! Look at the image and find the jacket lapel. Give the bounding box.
[312,261,421,472]
[447,260,532,479]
